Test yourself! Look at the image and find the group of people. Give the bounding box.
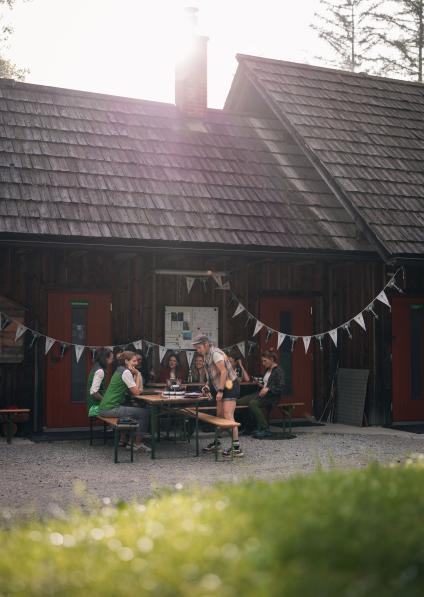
[86,334,285,458]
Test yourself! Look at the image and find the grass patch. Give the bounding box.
[1,463,423,596]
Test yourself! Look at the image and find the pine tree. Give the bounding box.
[0,0,28,81]
[311,0,383,72]
[373,0,424,81]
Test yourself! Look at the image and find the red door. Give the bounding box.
[45,292,112,428]
[392,296,424,422]
[259,297,314,418]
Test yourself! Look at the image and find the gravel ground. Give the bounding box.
[1,425,424,515]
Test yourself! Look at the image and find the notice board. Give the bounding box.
[165,306,219,349]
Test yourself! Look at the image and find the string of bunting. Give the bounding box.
[227,267,405,353]
[0,311,254,365]
[0,267,404,363]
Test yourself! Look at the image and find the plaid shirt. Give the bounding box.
[204,345,238,391]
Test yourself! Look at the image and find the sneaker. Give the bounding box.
[222,447,244,458]
[202,440,221,453]
[127,442,152,453]
[252,429,273,439]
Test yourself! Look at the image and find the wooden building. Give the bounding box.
[1,42,423,431]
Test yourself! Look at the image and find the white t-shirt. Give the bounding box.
[90,368,105,395]
[122,369,137,389]
[263,369,271,387]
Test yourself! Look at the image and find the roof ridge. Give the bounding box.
[236,54,424,90]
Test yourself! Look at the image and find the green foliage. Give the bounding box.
[1,464,424,596]
[311,0,383,72]
[373,0,424,81]
[0,0,28,80]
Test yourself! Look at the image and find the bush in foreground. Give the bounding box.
[1,463,423,596]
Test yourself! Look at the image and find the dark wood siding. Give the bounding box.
[0,244,394,429]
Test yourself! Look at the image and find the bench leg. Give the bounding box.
[6,414,13,444]
[130,430,134,463]
[214,428,219,462]
[103,423,107,444]
[195,405,199,457]
[114,428,119,463]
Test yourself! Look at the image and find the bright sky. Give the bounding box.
[3,0,325,108]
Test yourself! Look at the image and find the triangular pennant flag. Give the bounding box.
[159,346,167,363]
[15,324,27,341]
[90,347,97,359]
[354,313,366,331]
[237,341,245,358]
[186,277,195,294]
[376,291,390,308]
[247,341,256,356]
[329,329,338,347]
[75,345,85,363]
[303,336,311,353]
[105,346,114,352]
[277,332,286,350]
[232,303,245,318]
[133,340,143,350]
[221,281,230,290]
[252,320,264,337]
[265,328,274,343]
[145,342,152,357]
[186,350,195,367]
[29,332,39,348]
[1,315,12,330]
[212,273,223,288]
[44,336,55,355]
[60,343,70,358]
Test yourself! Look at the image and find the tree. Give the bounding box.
[373,0,424,82]
[311,0,383,72]
[0,0,28,81]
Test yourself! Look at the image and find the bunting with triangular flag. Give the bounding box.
[133,340,143,351]
[186,350,195,367]
[277,332,286,350]
[303,336,311,353]
[75,345,85,363]
[159,346,167,363]
[45,336,55,355]
[329,329,338,347]
[354,313,366,330]
[186,277,195,294]
[237,341,245,358]
[15,324,27,341]
[232,303,245,318]
[252,320,264,337]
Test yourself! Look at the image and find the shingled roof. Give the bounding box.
[0,78,369,253]
[229,55,424,258]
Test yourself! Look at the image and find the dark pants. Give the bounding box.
[237,392,278,431]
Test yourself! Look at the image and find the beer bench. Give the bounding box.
[0,408,31,444]
[95,416,138,464]
[177,407,240,461]
[276,402,305,436]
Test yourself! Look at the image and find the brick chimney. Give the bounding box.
[175,7,208,116]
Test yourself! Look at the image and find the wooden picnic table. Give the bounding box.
[136,393,210,459]
[0,409,31,444]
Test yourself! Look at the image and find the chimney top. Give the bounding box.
[175,8,208,117]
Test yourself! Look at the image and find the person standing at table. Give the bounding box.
[192,334,243,458]
[237,349,285,438]
[98,351,150,452]
[86,347,114,417]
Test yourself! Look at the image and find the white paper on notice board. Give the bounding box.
[165,306,219,349]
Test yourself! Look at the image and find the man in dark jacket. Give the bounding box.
[237,350,285,438]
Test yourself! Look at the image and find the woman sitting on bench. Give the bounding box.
[87,347,113,417]
[237,349,285,438]
[98,351,150,453]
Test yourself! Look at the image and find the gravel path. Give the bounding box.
[1,425,424,515]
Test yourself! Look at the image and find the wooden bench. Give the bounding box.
[178,407,240,461]
[95,416,138,464]
[0,409,31,444]
[275,402,305,436]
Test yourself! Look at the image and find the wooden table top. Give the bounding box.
[145,381,259,388]
[136,394,210,406]
[0,408,31,414]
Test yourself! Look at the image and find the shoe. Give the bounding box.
[127,442,152,453]
[202,440,221,453]
[252,429,273,439]
[222,446,244,458]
